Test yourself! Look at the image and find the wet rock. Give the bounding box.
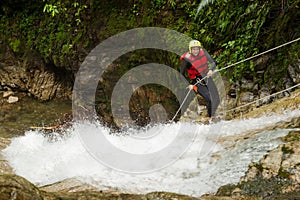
[252,84,259,95]
[0,174,43,200]
[216,89,300,198]
[287,64,300,84]
[0,137,13,174]
[230,187,243,199]
[27,70,72,100]
[254,54,270,71]
[146,191,200,199]
[239,91,254,103]
[261,147,283,179]
[0,174,203,200]
[257,87,271,105]
[236,139,300,198]
[7,95,18,103]
[3,90,14,98]
[239,88,300,119]
[282,77,295,94]
[240,77,254,90]
[227,85,237,98]
[40,178,100,193]
[0,60,72,101]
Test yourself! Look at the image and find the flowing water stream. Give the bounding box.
[0,95,72,138]
[2,101,300,197]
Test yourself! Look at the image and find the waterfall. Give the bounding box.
[2,109,300,196]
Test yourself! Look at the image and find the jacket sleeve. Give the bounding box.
[180,59,191,80]
[202,48,216,71]
[180,59,187,75]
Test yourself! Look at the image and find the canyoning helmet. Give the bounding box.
[189,40,202,54]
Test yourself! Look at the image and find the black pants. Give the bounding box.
[192,77,220,117]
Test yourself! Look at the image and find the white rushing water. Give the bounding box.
[2,109,300,197]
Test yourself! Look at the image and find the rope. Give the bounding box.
[171,76,207,122]
[227,83,300,113]
[216,37,300,73]
[213,37,300,114]
[172,37,300,121]
[171,88,193,122]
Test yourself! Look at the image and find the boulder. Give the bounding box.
[0,174,43,200]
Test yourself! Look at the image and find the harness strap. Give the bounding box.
[195,77,207,86]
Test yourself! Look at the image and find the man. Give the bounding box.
[180,40,220,123]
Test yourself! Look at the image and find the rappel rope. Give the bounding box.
[228,83,300,113]
[221,37,300,112]
[171,76,207,122]
[215,37,300,73]
[171,37,300,121]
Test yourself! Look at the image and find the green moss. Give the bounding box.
[283,131,300,142]
[215,183,237,196]
[238,176,292,199]
[281,145,295,154]
[278,168,291,179]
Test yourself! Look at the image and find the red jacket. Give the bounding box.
[180,49,214,79]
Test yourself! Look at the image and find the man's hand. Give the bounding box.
[207,70,213,77]
[188,84,194,90]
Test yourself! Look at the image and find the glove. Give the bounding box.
[188,84,194,90]
[207,70,213,77]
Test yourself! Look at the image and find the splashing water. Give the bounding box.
[2,109,300,197]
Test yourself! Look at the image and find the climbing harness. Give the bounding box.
[196,77,207,85]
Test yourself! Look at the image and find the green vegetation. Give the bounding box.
[1,0,299,82]
[0,0,299,124]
